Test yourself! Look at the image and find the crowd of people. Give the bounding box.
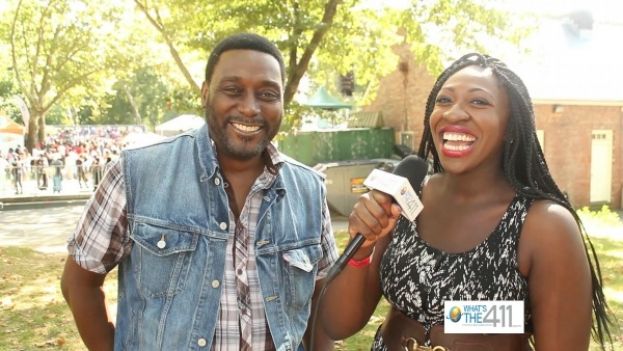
[0,125,146,195]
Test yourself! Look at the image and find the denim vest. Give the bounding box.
[116,125,326,351]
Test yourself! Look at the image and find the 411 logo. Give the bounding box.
[443,301,524,334]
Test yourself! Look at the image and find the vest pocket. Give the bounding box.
[131,222,198,298]
[281,244,323,309]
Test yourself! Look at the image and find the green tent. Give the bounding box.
[302,87,351,110]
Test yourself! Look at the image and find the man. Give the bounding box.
[61,33,337,351]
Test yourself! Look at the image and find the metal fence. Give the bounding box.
[1,164,99,197]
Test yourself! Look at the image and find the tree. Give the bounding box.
[103,67,168,126]
[134,0,352,109]
[133,0,525,130]
[3,0,128,151]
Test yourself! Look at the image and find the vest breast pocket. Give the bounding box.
[131,221,199,298]
[281,243,323,309]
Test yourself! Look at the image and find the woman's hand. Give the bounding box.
[347,190,402,257]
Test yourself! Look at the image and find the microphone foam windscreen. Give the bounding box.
[392,155,429,193]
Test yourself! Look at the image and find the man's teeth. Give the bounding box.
[442,132,475,142]
[233,123,260,133]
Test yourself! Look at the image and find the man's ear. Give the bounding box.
[201,81,210,108]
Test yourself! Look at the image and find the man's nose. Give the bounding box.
[238,94,260,117]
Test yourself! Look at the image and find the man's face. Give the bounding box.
[202,49,283,161]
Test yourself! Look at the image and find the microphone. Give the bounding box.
[325,155,428,283]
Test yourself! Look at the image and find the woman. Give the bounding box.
[321,53,612,350]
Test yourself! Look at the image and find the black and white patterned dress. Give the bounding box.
[372,195,533,349]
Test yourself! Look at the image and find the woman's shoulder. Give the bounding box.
[523,199,579,235]
[520,198,585,262]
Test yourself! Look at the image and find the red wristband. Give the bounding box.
[347,250,374,268]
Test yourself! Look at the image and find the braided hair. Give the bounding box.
[418,53,613,349]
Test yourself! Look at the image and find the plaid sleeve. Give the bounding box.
[67,159,130,274]
[316,191,339,280]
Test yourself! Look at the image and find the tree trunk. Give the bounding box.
[26,114,38,153]
[283,0,341,106]
[124,87,142,125]
[37,113,46,149]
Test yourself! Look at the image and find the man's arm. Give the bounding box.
[61,257,115,351]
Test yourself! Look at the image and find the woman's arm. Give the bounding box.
[320,190,401,339]
[521,200,592,350]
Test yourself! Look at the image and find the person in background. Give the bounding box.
[11,154,24,195]
[90,156,102,191]
[76,154,88,189]
[321,53,612,350]
[61,33,337,351]
[52,156,64,193]
[35,155,48,190]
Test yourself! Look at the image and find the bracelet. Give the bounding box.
[347,249,374,268]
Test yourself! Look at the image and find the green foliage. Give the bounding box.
[135,0,529,129]
[578,205,623,228]
[1,0,135,148]
[0,0,531,140]
[99,66,201,128]
[44,104,72,126]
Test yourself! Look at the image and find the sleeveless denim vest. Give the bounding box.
[116,125,326,351]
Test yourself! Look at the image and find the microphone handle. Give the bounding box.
[324,233,366,284]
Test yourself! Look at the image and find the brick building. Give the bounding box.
[364,14,623,209]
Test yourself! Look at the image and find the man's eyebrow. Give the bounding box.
[217,76,282,91]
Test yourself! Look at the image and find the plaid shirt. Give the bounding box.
[68,142,337,350]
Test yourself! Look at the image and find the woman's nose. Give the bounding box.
[442,103,469,121]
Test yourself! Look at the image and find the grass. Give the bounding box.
[0,248,117,351]
[0,216,621,350]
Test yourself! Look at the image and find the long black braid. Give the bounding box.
[418,53,613,349]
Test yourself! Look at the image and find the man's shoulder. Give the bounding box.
[279,153,325,180]
[123,130,198,153]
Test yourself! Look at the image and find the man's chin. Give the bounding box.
[222,142,267,161]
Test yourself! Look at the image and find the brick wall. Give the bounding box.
[363,44,435,152]
[534,104,622,209]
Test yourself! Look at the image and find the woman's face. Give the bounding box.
[429,65,510,175]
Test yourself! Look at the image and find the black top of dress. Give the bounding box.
[376,195,533,346]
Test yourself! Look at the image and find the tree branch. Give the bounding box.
[42,67,100,113]
[10,0,31,106]
[284,0,342,105]
[288,0,301,80]
[134,0,200,95]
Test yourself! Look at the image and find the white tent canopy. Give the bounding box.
[155,114,205,136]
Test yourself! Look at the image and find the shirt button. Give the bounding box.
[219,222,227,230]
[197,338,207,347]
[211,280,220,288]
[214,178,221,186]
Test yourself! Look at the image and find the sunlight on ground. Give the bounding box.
[604,288,623,304]
[8,277,60,311]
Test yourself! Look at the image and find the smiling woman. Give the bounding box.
[320,53,615,351]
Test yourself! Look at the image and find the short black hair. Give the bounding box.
[204,33,285,84]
